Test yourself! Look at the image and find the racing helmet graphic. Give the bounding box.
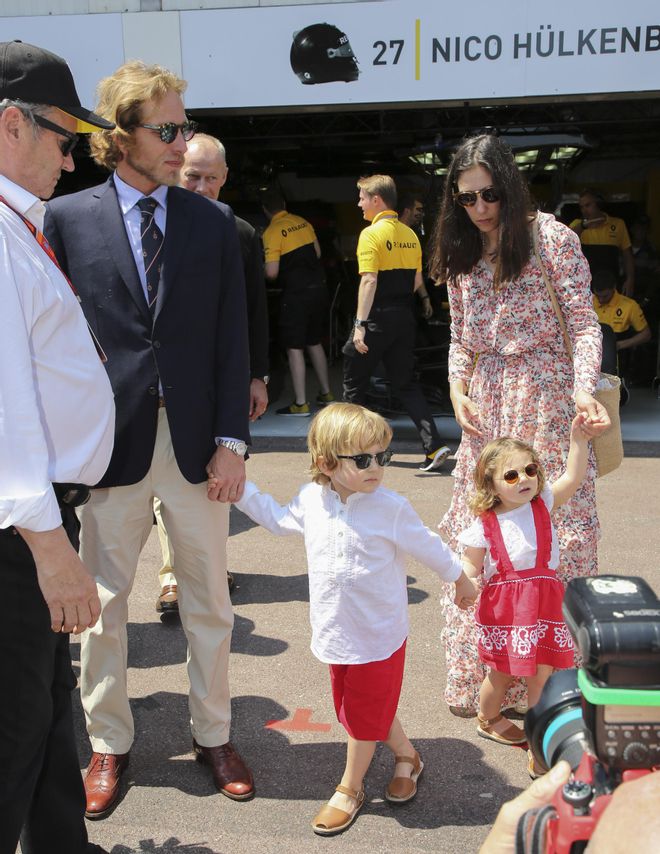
[290,23,359,85]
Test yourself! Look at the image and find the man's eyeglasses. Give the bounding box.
[501,463,539,485]
[453,186,501,207]
[138,121,198,144]
[34,114,79,157]
[337,449,393,470]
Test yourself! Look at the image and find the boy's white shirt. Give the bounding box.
[237,480,462,665]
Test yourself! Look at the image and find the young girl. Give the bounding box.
[215,403,476,835]
[458,415,590,776]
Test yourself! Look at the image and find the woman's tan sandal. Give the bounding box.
[385,751,424,803]
[477,712,527,745]
[312,785,365,836]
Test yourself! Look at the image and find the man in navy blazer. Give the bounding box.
[45,60,255,818]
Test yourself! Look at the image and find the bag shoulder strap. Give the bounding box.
[531,216,573,362]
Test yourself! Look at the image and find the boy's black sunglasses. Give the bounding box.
[337,449,394,469]
[453,186,500,207]
[138,120,198,144]
[34,114,79,157]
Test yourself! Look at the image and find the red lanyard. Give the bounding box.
[0,195,107,362]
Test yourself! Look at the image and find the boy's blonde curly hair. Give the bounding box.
[308,403,392,485]
[468,436,545,516]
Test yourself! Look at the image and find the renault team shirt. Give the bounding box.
[570,213,632,251]
[357,210,422,308]
[593,290,648,336]
[263,210,324,293]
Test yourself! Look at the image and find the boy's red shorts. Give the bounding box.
[329,640,407,740]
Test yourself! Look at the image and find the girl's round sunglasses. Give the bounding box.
[453,186,500,207]
[502,463,539,485]
[337,449,393,470]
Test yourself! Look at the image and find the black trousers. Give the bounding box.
[0,507,88,854]
[342,306,442,455]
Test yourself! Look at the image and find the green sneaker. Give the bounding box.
[316,391,335,406]
[276,401,310,416]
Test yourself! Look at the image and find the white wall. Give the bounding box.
[0,0,373,14]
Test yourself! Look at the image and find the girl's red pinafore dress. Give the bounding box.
[476,497,574,676]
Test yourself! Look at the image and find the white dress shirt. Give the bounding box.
[0,174,115,532]
[237,480,462,665]
[458,486,559,581]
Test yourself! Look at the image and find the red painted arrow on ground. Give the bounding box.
[265,708,332,732]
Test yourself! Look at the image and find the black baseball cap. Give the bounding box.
[0,40,114,132]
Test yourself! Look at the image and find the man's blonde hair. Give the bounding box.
[356,174,397,209]
[89,60,187,171]
[308,403,393,485]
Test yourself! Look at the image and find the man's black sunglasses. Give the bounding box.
[138,120,198,144]
[34,114,79,157]
[337,449,394,470]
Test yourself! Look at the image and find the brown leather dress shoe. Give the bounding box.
[156,583,178,614]
[193,739,254,800]
[84,751,130,819]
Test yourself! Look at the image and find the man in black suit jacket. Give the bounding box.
[155,132,271,612]
[45,60,255,819]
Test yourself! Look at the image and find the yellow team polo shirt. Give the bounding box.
[570,214,632,251]
[593,290,648,335]
[357,210,421,307]
[262,210,323,291]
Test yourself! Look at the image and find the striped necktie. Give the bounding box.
[137,196,164,312]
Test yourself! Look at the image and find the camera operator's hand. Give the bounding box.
[586,771,660,853]
[479,761,571,853]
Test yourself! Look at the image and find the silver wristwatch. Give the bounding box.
[215,438,248,456]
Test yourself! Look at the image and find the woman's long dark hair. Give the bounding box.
[428,134,533,288]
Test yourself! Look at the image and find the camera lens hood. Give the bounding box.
[525,668,592,772]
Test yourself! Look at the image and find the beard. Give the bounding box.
[123,146,183,188]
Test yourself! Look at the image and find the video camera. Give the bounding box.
[517,575,660,854]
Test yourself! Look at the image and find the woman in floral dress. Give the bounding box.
[428,134,609,715]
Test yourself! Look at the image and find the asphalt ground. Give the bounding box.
[60,439,660,854]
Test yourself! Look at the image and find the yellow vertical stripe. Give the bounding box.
[415,19,421,81]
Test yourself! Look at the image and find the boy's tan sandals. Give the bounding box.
[477,712,527,745]
[312,785,365,836]
[385,751,424,803]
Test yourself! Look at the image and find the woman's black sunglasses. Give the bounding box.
[502,463,539,485]
[453,186,500,207]
[138,120,198,144]
[337,449,394,470]
[34,114,79,157]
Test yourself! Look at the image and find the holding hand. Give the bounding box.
[205,444,246,503]
[570,412,590,442]
[574,390,611,439]
[454,571,479,610]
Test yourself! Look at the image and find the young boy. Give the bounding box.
[213,403,476,835]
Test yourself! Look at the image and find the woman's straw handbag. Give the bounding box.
[532,219,623,477]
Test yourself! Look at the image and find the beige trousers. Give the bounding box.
[79,409,232,754]
[154,498,176,589]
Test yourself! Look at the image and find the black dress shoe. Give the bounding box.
[193,739,254,800]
